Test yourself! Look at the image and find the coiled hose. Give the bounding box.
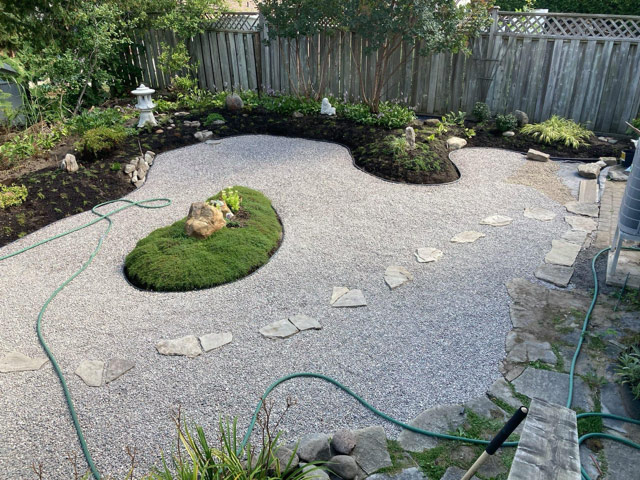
[1,200,639,480]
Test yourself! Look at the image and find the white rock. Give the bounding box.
[450,231,485,243]
[0,351,48,373]
[75,360,104,387]
[524,207,556,221]
[405,127,416,149]
[60,153,79,173]
[331,289,367,307]
[156,335,202,357]
[480,214,513,227]
[194,130,213,142]
[144,151,155,165]
[415,247,444,263]
[289,314,322,331]
[446,136,467,150]
[502,131,515,137]
[124,163,136,174]
[199,332,232,352]
[259,319,299,339]
[320,98,336,115]
[384,265,414,290]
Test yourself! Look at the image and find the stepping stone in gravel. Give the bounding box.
[331,287,367,307]
[199,332,232,352]
[488,377,522,409]
[480,214,513,227]
[578,180,598,203]
[75,360,104,387]
[259,319,299,339]
[523,206,556,221]
[398,405,466,452]
[156,335,202,357]
[561,229,587,245]
[104,358,135,384]
[535,263,575,287]
[289,314,322,331]
[0,351,49,373]
[450,231,485,243]
[565,201,599,218]
[352,426,392,474]
[441,467,479,480]
[512,368,592,410]
[384,265,414,289]
[545,239,582,267]
[565,215,597,232]
[415,247,443,263]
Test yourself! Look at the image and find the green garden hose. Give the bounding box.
[2,199,640,480]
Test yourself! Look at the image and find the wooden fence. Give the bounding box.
[123,10,640,134]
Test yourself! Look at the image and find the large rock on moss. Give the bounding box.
[185,202,226,239]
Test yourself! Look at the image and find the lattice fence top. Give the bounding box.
[205,12,260,31]
[497,12,640,39]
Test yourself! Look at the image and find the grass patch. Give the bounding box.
[125,186,282,291]
[576,395,603,437]
[411,445,450,480]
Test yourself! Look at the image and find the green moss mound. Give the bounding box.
[124,186,282,292]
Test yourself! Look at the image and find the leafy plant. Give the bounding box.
[68,108,127,135]
[495,113,518,133]
[442,111,466,127]
[74,125,127,157]
[387,136,408,156]
[521,115,593,149]
[435,123,448,136]
[616,345,640,399]
[220,187,241,213]
[258,94,321,116]
[204,113,225,126]
[472,102,491,122]
[110,162,122,171]
[0,184,28,208]
[463,128,476,139]
[338,101,415,129]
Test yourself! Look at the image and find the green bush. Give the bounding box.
[472,102,491,122]
[616,345,640,399]
[204,112,225,126]
[67,108,128,135]
[498,0,640,15]
[495,113,518,133]
[74,125,127,157]
[0,184,28,208]
[442,111,467,127]
[258,94,321,116]
[338,101,415,129]
[220,187,241,212]
[385,135,440,172]
[521,115,593,149]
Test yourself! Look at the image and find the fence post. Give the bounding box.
[481,6,501,103]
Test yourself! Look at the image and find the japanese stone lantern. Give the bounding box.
[132,84,157,128]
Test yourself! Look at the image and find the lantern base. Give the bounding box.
[137,110,157,128]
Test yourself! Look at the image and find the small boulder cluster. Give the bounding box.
[122,151,156,188]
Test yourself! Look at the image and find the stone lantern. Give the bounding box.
[131,84,157,128]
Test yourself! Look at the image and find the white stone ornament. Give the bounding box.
[320,98,336,116]
[132,83,157,128]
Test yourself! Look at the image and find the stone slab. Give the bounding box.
[384,265,414,289]
[545,239,582,267]
[565,215,597,232]
[442,466,479,480]
[368,467,427,480]
[156,335,202,357]
[450,231,485,243]
[0,351,49,373]
[578,180,598,203]
[561,230,588,245]
[415,247,443,263]
[75,360,104,387]
[506,331,558,365]
[259,319,299,339]
[512,368,592,410]
[398,405,466,452]
[464,395,509,421]
[565,201,599,218]
[199,332,233,352]
[289,314,322,331]
[535,263,575,287]
[524,207,556,221]
[332,289,367,307]
[488,377,522,409]
[352,426,392,474]
[330,287,350,304]
[480,214,513,227]
[104,358,135,384]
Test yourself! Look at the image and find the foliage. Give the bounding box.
[74,125,127,157]
[204,113,226,126]
[442,111,467,127]
[110,162,122,171]
[220,187,241,213]
[0,184,28,209]
[0,123,67,168]
[629,117,640,135]
[616,345,640,399]
[337,101,415,129]
[125,186,283,292]
[385,135,440,172]
[258,94,321,116]
[463,128,476,139]
[521,115,593,149]
[497,0,640,15]
[495,113,518,133]
[67,108,129,135]
[472,102,491,123]
[387,136,409,157]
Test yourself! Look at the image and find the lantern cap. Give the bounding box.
[132,84,155,95]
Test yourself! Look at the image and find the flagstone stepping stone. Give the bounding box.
[488,377,523,409]
[464,395,509,421]
[199,332,232,352]
[506,331,557,365]
[156,335,202,357]
[398,405,466,452]
[565,215,597,232]
[442,467,479,480]
[578,180,598,203]
[535,263,575,287]
[384,265,414,289]
[289,314,322,331]
[331,287,367,307]
[512,368,592,410]
[260,319,299,339]
[104,358,135,384]
[0,351,48,373]
[524,206,556,221]
[415,247,443,263]
[75,360,104,387]
[450,231,485,243]
[545,239,582,267]
[367,467,428,480]
[480,214,513,227]
[565,201,599,218]
[561,230,588,245]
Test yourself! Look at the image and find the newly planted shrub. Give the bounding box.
[220,187,241,212]
[521,115,593,149]
[338,101,415,129]
[616,345,640,399]
[495,113,518,132]
[442,111,466,127]
[472,102,491,122]
[204,112,225,126]
[74,125,127,157]
[0,184,28,208]
[68,108,127,135]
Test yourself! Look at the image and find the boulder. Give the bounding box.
[577,163,600,179]
[424,118,440,127]
[60,153,79,173]
[297,433,332,462]
[446,136,467,150]
[514,110,529,126]
[405,127,416,149]
[352,426,392,474]
[328,455,358,480]
[185,202,226,239]
[331,429,356,455]
[600,156,617,166]
[225,93,244,111]
[301,464,330,480]
[273,446,299,472]
[526,149,550,162]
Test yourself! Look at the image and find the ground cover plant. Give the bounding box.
[521,115,593,149]
[124,186,283,292]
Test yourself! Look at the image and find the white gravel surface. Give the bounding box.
[0,137,571,478]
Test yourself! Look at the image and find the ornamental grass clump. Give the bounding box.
[521,115,593,149]
[616,345,640,400]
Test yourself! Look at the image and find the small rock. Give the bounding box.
[384,265,413,290]
[415,247,443,263]
[578,163,601,179]
[607,138,618,144]
[226,93,244,111]
[301,464,330,480]
[502,130,515,137]
[320,98,336,116]
[273,446,299,472]
[0,351,48,373]
[535,263,574,287]
[131,171,139,183]
[608,167,628,182]
[104,358,135,384]
[297,433,332,462]
[328,455,358,480]
[292,111,304,118]
[145,151,156,165]
[424,118,440,127]
[155,129,164,134]
[480,214,513,227]
[450,231,485,243]
[123,164,136,174]
[134,179,144,188]
[412,119,424,127]
[194,130,213,142]
[205,139,222,145]
[60,153,79,173]
[545,239,582,267]
[331,429,356,455]
[352,426,392,474]
[136,168,146,181]
[288,314,322,331]
[600,156,617,166]
[405,127,416,149]
[523,206,556,221]
[527,148,550,162]
[174,111,189,116]
[565,201,599,218]
[598,136,608,142]
[185,202,226,238]
[212,119,226,125]
[259,319,299,339]
[331,288,367,307]
[75,360,104,387]
[446,136,467,150]
[184,120,201,128]
[156,335,202,357]
[199,332,232,352]
[514,110,529,126]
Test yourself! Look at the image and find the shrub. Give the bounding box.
[68,108,127,135]
[472,102,491,122]
[442,111,466,127]
[629,117,640,134]
[338,101,415,129]
[0,184,28,208]
[385,135,440,172]
[204,112,225,126]
[616,345,640,399]
[220,187,241,212]
[495,113,518,133]
[258,94,321,116]
[521,115,593,149]
[74,125,127,157]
